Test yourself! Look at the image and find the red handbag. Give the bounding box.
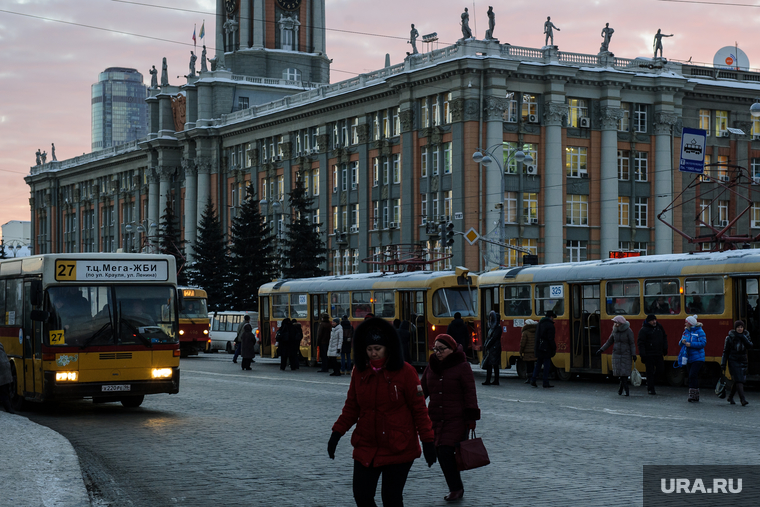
[455,429,490,471]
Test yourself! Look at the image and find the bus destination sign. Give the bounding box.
[55,260,169,281]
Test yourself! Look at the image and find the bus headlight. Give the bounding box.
[152,368,173,379]
[203,329,209,335]
[56,371,78,382]
[179,329,185,335]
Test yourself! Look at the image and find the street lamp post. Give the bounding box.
[124,220,157,253]
[473,144,533,266]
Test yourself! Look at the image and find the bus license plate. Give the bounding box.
[102,385,131,392]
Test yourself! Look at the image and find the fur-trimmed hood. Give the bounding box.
[353,317,405,371]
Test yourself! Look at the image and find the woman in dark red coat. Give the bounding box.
[421,334,480,502]
[328,317,437,507]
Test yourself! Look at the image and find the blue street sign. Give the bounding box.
[679,127,706,174]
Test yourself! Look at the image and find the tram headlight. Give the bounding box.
[203,329,209,335]
[179,329,185,335]
[55,371,78,382]
[151,368,173,379]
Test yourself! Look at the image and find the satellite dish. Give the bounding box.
[713,46,749,71]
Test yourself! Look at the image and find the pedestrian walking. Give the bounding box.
[340,315,353,374]
[681,314,706,402]
[519,319,538,384]
[0,342,14,413]
[317,313,332,372]
[328,317,437,507]
[481,310,501,385]
[239,322,256,370]
[421,334,480,502]
[328,318,343,376]
[596,315,636,396]
[232,314,251,363]
[721,320,752,406]
[446,312,470,353]
[277,318,292,370]
[530,310,557,388]
[637,314,668,395]
[289,321,302,370]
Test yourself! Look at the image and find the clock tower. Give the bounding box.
[215,0,329,84]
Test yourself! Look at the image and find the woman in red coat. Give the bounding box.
[421,334,480,502]
[328,317,437,507]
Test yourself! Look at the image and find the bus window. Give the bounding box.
[331,292,350,318]
[432,288,477,317]
[644,279,680,315]
[685,277,724,314]
[290,293,308,318]
[504,285,531,317]
[5,278,21,325]
[115,286,177,345]
[352,292,371,318]
[535,284,564,316]
[373,291,395,318]
[606,280,640,315]
[272,294,289,318]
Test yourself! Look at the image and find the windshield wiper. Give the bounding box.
[120,317,153,348]
[81,321,112,349]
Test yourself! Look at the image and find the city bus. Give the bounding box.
[258,267,478,367]
[207,310,259,353]
[0,253,181,409]
[479,250,760,385]
[177,286,210,357]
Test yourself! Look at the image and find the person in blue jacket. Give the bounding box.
[681,314,706,402]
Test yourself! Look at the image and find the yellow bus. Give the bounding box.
[1,253,181,409]
[177,287,210,357]
[258,267,479,367]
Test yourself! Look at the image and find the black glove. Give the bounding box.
[595,349,602,356]
[327,431,341,460]
[632,355,637,362]
[422,441,437,468]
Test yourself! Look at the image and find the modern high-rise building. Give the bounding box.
[91,67,149,151]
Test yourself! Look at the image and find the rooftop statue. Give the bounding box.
[543,16,560,47]
[461,8,472,39]
[653,28,673,59]
[189,51,197,77]
[149,65,158,89]
[51,143,57,162]
[600,23,614,53]
[200,45,208,73]
[485,6,495,40]
[409,24,419,54]
[160,57,169,87]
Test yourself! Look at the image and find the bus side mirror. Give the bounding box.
[30,280,43,306]
[30,310,49,322]
[178,291,185,312]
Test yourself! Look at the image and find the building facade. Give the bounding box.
[26,2,760,273]
[91,68,149,151]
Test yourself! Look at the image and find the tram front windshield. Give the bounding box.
[46,285,178,347]
[181,298,209,319]
[432,288,478,317]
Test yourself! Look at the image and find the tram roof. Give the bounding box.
[260,269,470,293]
[478,250,760,285]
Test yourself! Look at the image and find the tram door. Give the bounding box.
[310,294,328,362]
[480,287,498,351]
[734,278,760,374]
[259,297,271,356]
[569,284,601,370]
[400,291,426,363]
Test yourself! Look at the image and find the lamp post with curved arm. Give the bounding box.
[473,144,533,266]
[124,220,158,253]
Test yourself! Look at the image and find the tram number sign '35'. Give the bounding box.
[55,260,169,281]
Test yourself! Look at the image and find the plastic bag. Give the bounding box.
[715,376,727,398]
[631,364,642,387]
[674,344,688,368]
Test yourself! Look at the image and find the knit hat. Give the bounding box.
[365,328,392,347]
[735,320,745,330]
[545,310,557,318]
[612,315,628,325]
[333,318,340,324]
[646,314,657,323]
[685,315,698,327]
[434,334,457,351]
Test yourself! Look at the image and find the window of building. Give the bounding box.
[633,104,647,133]
[341,206,348,233]
[382,110,389,138]
[699,109,711,136]
[566,194,588,226]
[342,250,351,276]
[444,93,452,124]
[282,68,301,81]
[372,201,379,230]
[618,150,630,180]
[700,154,713,182]
[238,97,249,110]
[751,159,760,179]
[566,147,588,178]
[618,104,630,132]
[333,250,341,276]
[332,165,338,192]
[421,151,427,178]
[505,239,537,267]
[332,206,338,233]
[521,94,538,120]
[699,199,712,224]
[421,98,429,128]
[718,200,729,224]
[373,158,379,186]
[619,196,630,226]
[352,250,359,274]
[567,98,588,128]
[432,195,439,221]
[392,107,400,136]
[348,118,359,145]
[340,165,347,191]
[504,191,517,224]
[392,154,401,184]
[504,142,538,173]
[715,110,729,137]
[620,241,648,256]
[505,95,518,123]
[523,193,538,224]
[432,150,439,176]
[383,158,390,185]
[716,155,729,181]
[373,112,381,141]
[313,168,320,196]
[566,240,587,262]
[382,202,389,229]
[392,199,401,224]
[753,117,760,138]
[432,99,440,127]
[421,195,428,225]
[634,152,648,181]
[443,143,452,174]
[443,191,452,221]
[350,162,358,189]
[752,203,760,228]
[634,197,648,228]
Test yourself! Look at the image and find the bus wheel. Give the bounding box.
[667,366,686,387]
[555,368,573,381]
[516,359,528,379]
[121,396,144,408]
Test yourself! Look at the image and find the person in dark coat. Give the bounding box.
[340,315,353,374]
[637,314,667,395]
[277,318,292,370]
[519,319,538,384]
[721,320,753,406]
[397,320,411,363]
[240,323,256,370]
[289,321,302,370]
[530,310,556,388]
[328,317,436,507]
[446,312,470,353]
[0,343,14,413]
[317,313,332,372]
[481,310,501,385]
[597,315,636,396]
[421,334,480,502]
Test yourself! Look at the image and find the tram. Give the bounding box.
[258,267,479,367]
[177,287,210,357]
[479,250,760,385]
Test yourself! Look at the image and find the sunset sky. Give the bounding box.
[1,0,759,233]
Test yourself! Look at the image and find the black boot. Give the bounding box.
[624,379,629,397]
[618,379,624,395]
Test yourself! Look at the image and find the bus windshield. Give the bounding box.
[180,298,209,319]
[432,288,478,317]
[46,285,178,347]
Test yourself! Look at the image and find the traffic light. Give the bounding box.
[445,222,455,246]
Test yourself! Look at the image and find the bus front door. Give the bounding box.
[400,291,426,364]
[734,277,760,375]
[259,297,271,357]
[569,283,601,371]
[310,294,327,364]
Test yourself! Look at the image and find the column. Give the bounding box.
[653,112,678,255]
[196,157,211,221]
[216,0,225,60]
[240,0,251,49]
[148,168,160,246]
[311,0,325,54]
[183,159,198,261]
[157,93,175,137]
[543,102,567,264]
[398,109,414,247]
[158,166,173,213]
[600,107,623,258]
[484,96,508,268]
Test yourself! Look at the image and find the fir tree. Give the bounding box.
[229,184,277,310]
[159,196,188,285]
[281,177,327,278]
[188,198,228,311]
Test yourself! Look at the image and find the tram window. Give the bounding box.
[373,291,395,318]
[535,284,564,317]
[504,285,531,317]
[605,280,640,315]
[644,279,680,315]
[432,288,477,318]
[352,292,371,318]
[5,278,21,325]
[685,277,724,314]
[747,280,759,315]
[290,293,308,318]
[272,294,289,318]
[331,292,350,318]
